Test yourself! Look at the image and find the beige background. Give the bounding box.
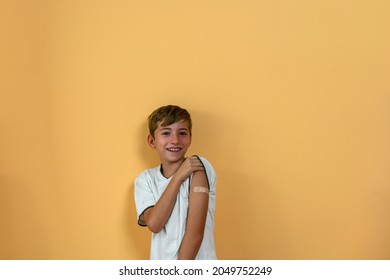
[1,0,389,259]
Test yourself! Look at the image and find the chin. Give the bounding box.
[166,154,185,162]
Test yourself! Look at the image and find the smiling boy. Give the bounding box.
[134,105,217,260]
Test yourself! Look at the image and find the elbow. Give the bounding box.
[146,220,163,234]
[147,225,161,234]
[143,209,163,233]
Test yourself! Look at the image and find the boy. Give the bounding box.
[134,105,217,260]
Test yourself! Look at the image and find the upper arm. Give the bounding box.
[186,169,209,238]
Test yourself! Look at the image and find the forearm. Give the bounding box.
[144,175,182,233]
[144,156,205,234]
[178,231,204,260]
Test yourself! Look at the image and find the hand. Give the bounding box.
[174,156,205,182]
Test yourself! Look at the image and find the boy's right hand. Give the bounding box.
[174,156,205,183]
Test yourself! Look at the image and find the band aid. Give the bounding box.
[193,186,209,194]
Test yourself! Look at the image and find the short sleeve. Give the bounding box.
[134,172,156,226]
[196,156,217,215]
[196,156,217,192]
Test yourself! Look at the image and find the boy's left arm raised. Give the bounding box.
[177,166,209,259]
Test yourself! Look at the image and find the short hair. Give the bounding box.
[148,105,192,137]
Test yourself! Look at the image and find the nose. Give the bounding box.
[170,133,179,144]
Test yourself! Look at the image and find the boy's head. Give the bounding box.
[148,105,192,138]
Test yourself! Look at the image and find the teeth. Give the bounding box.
[167,148,181,152]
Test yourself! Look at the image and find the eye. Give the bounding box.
[161,131,170,136]
[180,131,188,136]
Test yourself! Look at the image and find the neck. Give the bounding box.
[161,158,185,178]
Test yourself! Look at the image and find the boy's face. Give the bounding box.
[148,119,192,165]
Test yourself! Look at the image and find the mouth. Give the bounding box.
[166,147,182,152]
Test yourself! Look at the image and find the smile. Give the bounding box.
[166,148,182,152]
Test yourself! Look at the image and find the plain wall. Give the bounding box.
[1,0,389,259]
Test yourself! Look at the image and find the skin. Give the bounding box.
[177,169,209,259]
[143,119,209,259]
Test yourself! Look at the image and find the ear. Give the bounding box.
[147,134,156,149]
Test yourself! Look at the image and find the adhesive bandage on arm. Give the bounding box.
[193,186,209,194]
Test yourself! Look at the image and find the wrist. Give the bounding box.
[171,173,185,185]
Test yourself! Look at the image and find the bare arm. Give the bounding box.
[142,175,181,233]
[178,169,209,259]
[143,156,204,233]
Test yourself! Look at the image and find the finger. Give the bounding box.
[189,156,202,163]
[194,166,203,170]
[193,166,205,172]
[192,161,204,166]
[190,155,202,162]
[187,160,201,167]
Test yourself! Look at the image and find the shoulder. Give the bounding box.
[134,165,161,186]
[194,155,217,186]
[195,156,215,171]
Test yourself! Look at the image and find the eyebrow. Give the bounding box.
[159,127,189,131]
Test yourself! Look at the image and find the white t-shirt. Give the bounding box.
[134,156,217,260]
